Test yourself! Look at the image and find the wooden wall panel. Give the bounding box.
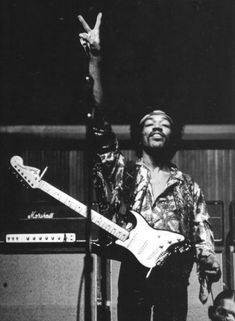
[13,150,87,202]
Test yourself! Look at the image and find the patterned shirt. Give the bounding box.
[96,150,215,260]
[93,127,216,302]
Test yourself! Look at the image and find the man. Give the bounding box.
[78,12,221,321]
[209,290,235,321]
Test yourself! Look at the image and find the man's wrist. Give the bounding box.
[90,50,102,61]
[89,55,102,75]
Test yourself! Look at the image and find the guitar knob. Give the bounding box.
[159,244,164,248]
[168,240,172,244]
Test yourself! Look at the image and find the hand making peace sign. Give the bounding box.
[78,12,102,56]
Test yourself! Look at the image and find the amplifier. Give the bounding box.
[206,200,224,245]
[0,200,99,247]
[229,200,235,245]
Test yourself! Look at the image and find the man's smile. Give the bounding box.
[149,132,165,139]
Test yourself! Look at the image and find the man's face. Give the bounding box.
[211,298,235,321]
[141,114,172,150]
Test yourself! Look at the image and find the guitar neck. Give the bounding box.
[39,180,129,242]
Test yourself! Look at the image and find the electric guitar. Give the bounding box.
[10,155,191,270]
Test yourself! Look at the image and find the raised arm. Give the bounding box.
[78,13,122,178]
[78,12,103,105]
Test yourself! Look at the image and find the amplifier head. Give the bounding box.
[0,200,99,245]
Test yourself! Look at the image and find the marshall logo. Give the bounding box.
[27,210,55,219]
[17,202,78,220]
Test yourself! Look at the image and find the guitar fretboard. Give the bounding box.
[39,180,129,242]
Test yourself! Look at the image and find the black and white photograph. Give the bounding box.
[0,1,234,321]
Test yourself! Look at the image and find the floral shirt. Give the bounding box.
[95,149,215,259]
[93,127,216,302]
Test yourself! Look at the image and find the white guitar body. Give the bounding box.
[10,155,186,270]
[115,211,184,268]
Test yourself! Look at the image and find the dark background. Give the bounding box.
[0,0,234,125]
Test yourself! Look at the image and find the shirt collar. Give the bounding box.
[136,158,185,184]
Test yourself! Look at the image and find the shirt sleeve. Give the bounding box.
[98,138,125,191]
[90,110,124,186]
[191,182,218,303]
[192,182,216,260]
[92,118,126,218]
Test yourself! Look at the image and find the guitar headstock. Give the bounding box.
[10,156,41,189]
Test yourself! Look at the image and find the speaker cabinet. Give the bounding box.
[206,201,224,245]
[229,201,235,289]
[230,201,235,245]
[0,253,97,321]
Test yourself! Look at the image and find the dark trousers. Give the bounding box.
[117,251,194,321]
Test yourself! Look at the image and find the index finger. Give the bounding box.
[78,15,91,32]
[94,12,102,30]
